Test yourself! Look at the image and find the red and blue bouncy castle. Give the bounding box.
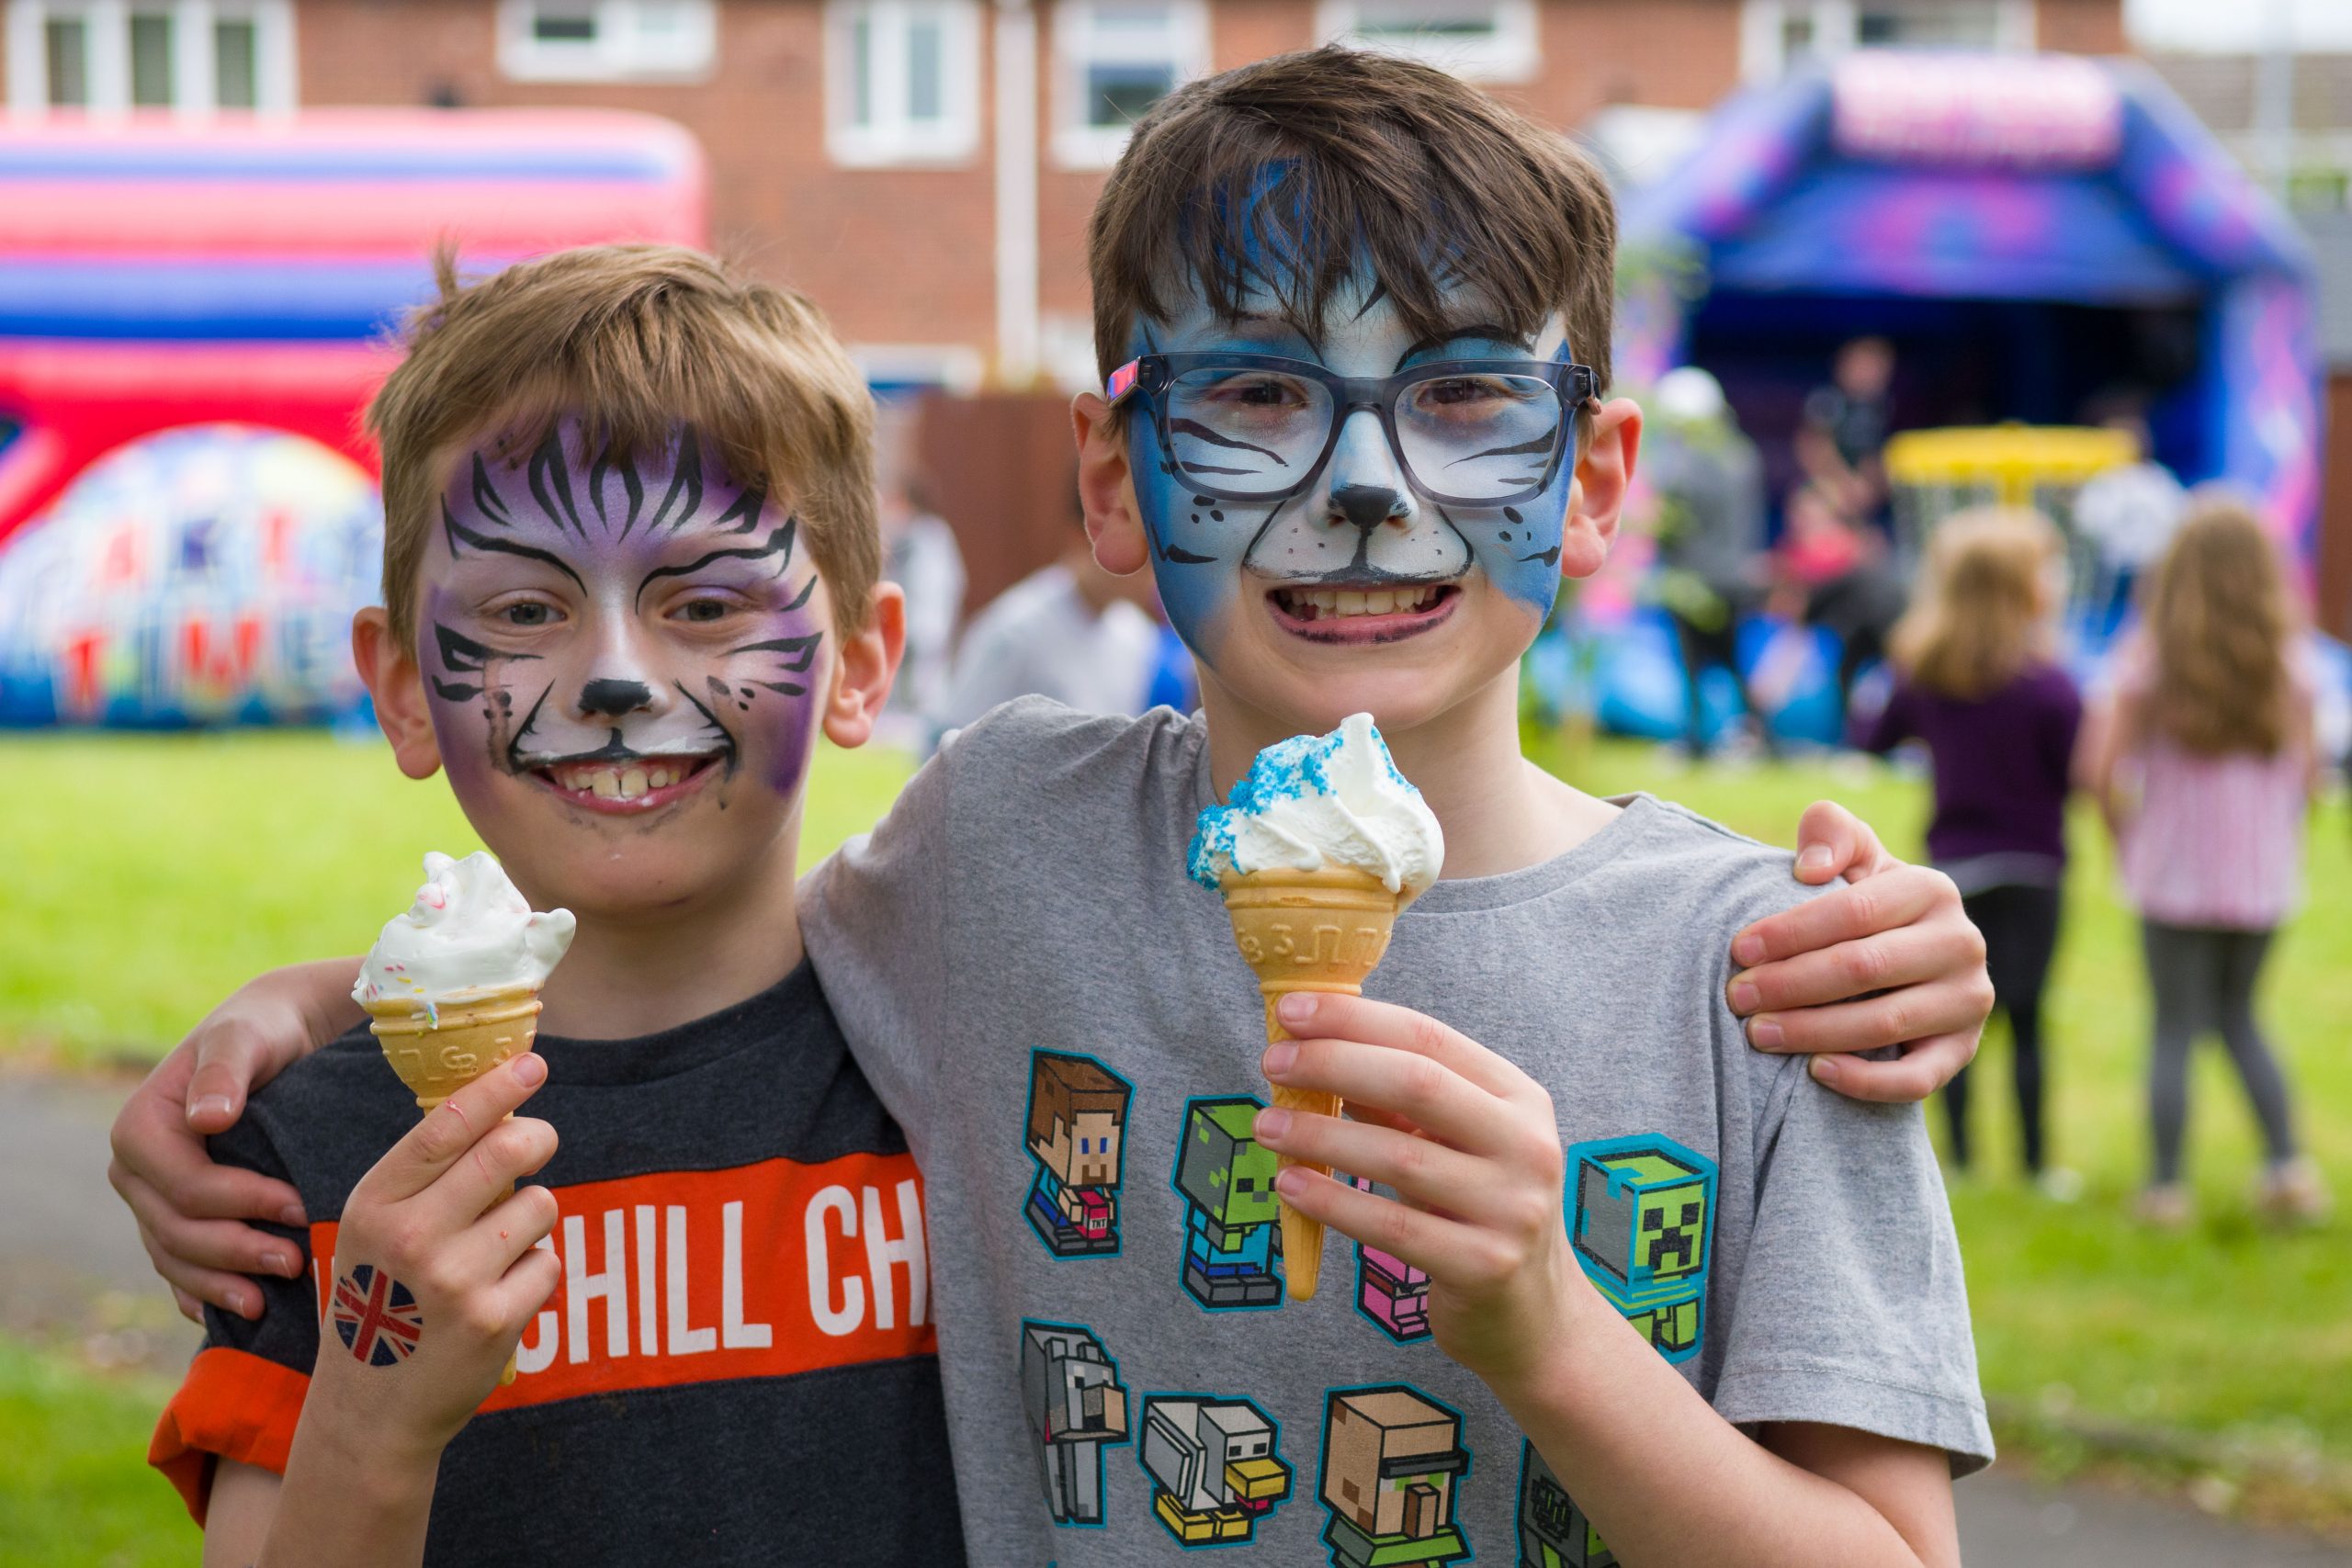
[0,109,704,727]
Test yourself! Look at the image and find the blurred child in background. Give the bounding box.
[1860,508,2081,1194]
[1772,483,1907,731]
[2081,498,2328,1227]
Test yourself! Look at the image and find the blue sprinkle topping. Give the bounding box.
[1187,717,1410,888]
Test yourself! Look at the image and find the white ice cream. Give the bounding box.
[1188,713,1445,900]
[354,851,575,1010]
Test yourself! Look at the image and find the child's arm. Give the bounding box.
[1257,992,1965,1568]
[224,1055,561,1568]
[109,958,363,1319]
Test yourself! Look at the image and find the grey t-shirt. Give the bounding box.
[804,698,1990,1567]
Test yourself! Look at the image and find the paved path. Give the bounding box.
[3,1070,2347,1561]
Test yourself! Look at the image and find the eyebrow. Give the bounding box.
[1394,322,1538,369]
[1221,309,1322,356]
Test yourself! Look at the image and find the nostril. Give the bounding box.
[1332,484,1407,531]
[579,678,653,717]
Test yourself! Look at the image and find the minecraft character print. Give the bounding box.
[1349,1175,1432,1342]
[1316,1385,1473,1568]
[1172,1096,1284,1309]
[1023,1051,1133,1258]
[1517,1438,1614,1568]
[1020,1319,1132,1527]
[1566,1134,1717,1365]
[1137,1393,1294,1547]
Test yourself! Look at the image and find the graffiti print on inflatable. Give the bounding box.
[0,425,383,727]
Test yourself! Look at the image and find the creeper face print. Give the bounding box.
[1023,1051,1134,1258]
[1316,1384,1474,1568]
[1172,1096,1285,1310]
[1350,1175,1432,1342]
[1137,1393,1294,1548]
[1517,1438,1615,1568]
[1566,1134,1718,1366]
[1020,1319,1132,1528]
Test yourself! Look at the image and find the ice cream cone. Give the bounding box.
[1217,867,1401,1301]
[364,982,541,1384]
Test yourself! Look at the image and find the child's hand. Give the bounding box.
[306,1055,561,1460]
[1252,992,1594,1391]
[108,957,363,1322]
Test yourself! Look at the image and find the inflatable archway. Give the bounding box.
[0,109,705,727]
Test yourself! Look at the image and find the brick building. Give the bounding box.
[4,0,2126,393]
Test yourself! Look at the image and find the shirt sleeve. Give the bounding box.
[147,1119,321,1524]
[1851,676,1914,755]
[799,731,961,1156]
[1712,1059,1995,1475]
[2039,671,2086,801]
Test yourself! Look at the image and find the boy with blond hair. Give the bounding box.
[146,245,965,1566]
[121,48,1999,1568]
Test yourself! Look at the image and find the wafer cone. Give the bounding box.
[364,982,541,1384]
[1217,867,1401,1301]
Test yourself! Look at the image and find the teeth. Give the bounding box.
[590,771,620,798]
[620,767,648,797]
[1283,584,1442,619]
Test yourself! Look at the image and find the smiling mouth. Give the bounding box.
[523,750,727,813]
[1266,580,1461,643]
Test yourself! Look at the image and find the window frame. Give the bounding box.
[493,0,718,85]
[825,0,984,169]
[1739,0,2034,81]
[1314,0,1539,85]
[6,0,296,116]
[1048,0,1208,170]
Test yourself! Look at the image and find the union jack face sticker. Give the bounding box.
[333,1264,424,1368]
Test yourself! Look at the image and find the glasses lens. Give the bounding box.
[1396,373,1563,501]
[1165,367,1333,497]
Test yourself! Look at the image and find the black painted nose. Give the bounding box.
[1332,483,1407,531]
[579,678,653,717]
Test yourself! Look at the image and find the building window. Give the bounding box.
[1741,0,2033,80]
[6,1,294,114]
[1051,1,1205,168]
[826,0,982,167]
[495,0,716,83]
[1316,0,1539,84]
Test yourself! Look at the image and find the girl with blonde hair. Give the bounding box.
[2082,496,2326,1225]
[1859,508,2081,1190]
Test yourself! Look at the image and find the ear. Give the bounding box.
[822,579,907,749]
[1072,392,1149,577]
[1560,397,1643,581]
[353,607,443,781]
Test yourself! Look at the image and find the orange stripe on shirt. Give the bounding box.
[150,1346,309,1525]
[305,1151,938,1409]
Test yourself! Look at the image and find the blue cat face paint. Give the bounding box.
[1114,270,1581,682]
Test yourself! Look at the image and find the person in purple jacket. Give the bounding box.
[1857,509,2082,1193]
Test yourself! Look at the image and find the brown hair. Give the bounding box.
[1890,507,2061,700]
[1025,1053,1132,1150]
[367,243,878,647]
[1087,45,1616,395]
[2141,496,2295,756]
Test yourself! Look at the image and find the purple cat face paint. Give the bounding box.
[417,418,827,827]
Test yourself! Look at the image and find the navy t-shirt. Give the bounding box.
[152,964,967,1567]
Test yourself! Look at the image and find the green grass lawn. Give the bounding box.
[4,727,2348,1540]
[0,728,915,1066]
[0,1336,187,1568]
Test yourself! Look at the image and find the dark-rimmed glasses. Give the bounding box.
[1104,352,1598,507]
